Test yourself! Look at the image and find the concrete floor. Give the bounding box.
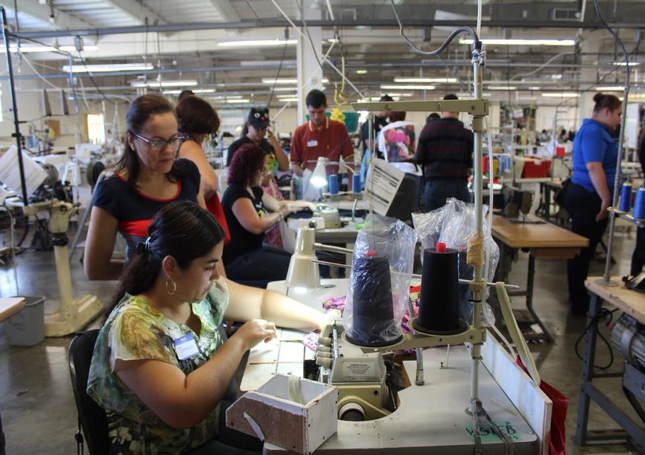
[0,227,642,454]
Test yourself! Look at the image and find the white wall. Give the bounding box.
[535,105,579,134]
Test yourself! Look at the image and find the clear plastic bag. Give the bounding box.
[412,198,499,325]
[343,213,417,346]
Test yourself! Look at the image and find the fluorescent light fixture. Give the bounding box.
[380,84,435,90]
[393,77,458,83]
[277,98,299,102]
[542,93,580,97]
[613,62,640,66]
[209,95,244,101]
[262,78,329,84]
[488,86,517,90]
[327,38,339,43]
[272,87,298,92]
[222,99,250,103]
[528,86,541,90]
[460,38,576,46]
[218,39,297,48]
[596,86,624,91]
[163,89,220,95]
[550,74,563,80]
[62,62,153,73]
[356,69,368,74]
[131,80,198,88]
[1,45,98,53]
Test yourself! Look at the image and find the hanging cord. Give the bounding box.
[553,27,641,110]
[389,0,479,56]
[269,0,364,98]
[77,50,112,103]
[510,51,575,81]
[574,306,618,370]
[267,28,290,108]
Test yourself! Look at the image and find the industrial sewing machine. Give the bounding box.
[501,186,545,224]
[305,319,402,421]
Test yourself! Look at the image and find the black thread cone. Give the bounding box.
[417,247,461,333]
[347,254,400,346]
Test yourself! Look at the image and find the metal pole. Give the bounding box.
[1,7,28,204]
[470,40,485,414]
[600,86,629,285]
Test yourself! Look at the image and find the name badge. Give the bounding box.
[174,333,200,360]
[307,139,318,147]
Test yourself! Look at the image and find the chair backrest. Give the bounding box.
[68,330,110,455]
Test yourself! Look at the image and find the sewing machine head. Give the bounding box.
[502,186,533,219]
[306,320,408,421]
[313,204,341,229]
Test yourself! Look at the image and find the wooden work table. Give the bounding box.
[492,214,587,251]
[492,215,589,342]
[585,278,645,323]
[0,297,25,323]
[576,278,645,449]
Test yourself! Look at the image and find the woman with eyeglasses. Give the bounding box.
[84,94,204,280]
[176,96,231,243]
[227,107,289,248]
[222,143,314,287]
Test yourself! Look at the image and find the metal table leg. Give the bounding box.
[575,293,601,445]
[525,255,554,343]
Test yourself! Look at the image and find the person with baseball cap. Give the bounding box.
[227,107,288,171]
[227,107,290,248]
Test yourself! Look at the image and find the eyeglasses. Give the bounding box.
[130,132,181,152]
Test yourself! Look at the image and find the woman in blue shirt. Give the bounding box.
[563,93,621,313]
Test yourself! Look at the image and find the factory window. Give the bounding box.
[87,114,105,144]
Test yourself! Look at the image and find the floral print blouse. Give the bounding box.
[87,278,229,454]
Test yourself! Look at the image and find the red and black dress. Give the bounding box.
[92,159,201,260]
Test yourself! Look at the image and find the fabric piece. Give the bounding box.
[87,279,229,455]
[92,159,201,259]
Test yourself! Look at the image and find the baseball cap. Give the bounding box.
[248,107,270,128]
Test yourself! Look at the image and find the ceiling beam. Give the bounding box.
[102,0,168,26]
[0,0,92,30]
[208,0,240,22]
[12,17,645,40]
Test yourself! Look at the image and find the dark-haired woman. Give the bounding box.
[227,107,289,247]
[222,143,314,286]
[84,94,205,280]
[563,93,621,313]
[176,96,231,243]
[88,201,326,454]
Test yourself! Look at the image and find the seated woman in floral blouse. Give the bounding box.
[87,201,325,454]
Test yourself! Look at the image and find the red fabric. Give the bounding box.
[290,118,353,173]
[206,193,231,244]
[516,356,568,455]
[118,219,151,238]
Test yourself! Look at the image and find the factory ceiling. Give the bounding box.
[1,0,643,107]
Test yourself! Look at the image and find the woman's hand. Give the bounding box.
[234,319,277,351]
[596,198,611,221]
[279,204,293,218]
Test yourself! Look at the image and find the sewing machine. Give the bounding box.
[501,186,544,224]
[307,319,398,421]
